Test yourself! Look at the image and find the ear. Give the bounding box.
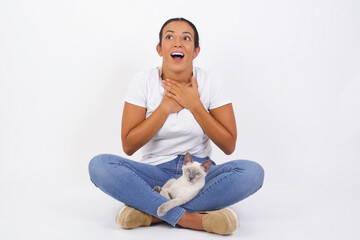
[156,44,163,57]
[192,46,200,60]
[201,160,212,172]
[184,152,193,165]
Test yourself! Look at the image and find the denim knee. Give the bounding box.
[88,154,111,187]
[231,160,265,194]
[247,160,264,190]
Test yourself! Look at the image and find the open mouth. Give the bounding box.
[171,52,184,60]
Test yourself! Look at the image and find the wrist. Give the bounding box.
[158,102,171,116]
[188,100,204,114]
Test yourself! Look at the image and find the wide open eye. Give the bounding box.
[165,35,173,40]
[183,36,191,41]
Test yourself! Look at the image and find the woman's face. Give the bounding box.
[157,21,200,74]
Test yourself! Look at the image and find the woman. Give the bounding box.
[89,18,264,235]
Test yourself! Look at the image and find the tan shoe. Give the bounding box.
[202,208,239,235]
[116,205,152,229]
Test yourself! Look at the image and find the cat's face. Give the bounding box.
[182,153,212,183]
[182,162,207,183]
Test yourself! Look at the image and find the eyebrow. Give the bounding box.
[182,31,193,36]
[165,30,193,36]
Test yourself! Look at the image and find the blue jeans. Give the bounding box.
[88,154,264,226]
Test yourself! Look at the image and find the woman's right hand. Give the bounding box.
[160,95,184,114]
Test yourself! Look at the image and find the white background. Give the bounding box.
[1,0,359,239]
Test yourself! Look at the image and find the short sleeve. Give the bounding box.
[124,72,147,108]
[209,73,232,110]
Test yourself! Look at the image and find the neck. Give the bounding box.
[161,66,193,84]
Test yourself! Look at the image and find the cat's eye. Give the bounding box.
[185,169,190,174]
[196,173,201,176]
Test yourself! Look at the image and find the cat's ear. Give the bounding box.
[184,152,193,165]
[201,160,212,172]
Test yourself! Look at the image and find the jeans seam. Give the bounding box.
[117,161,168,182]
[175,156,183,177]
[206,162,240,180]
[172,208,186,227]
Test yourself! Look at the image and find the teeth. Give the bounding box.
[171,52,184,57]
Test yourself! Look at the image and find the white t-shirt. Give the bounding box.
[124,67,231,165]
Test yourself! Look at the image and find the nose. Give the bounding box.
[173,38,182,47]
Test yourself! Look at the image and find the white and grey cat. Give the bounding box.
[154,153,212,217]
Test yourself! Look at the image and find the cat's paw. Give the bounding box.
[154,186,162,193]
[157,205,166,217]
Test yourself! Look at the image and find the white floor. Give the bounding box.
[2,181,359,240]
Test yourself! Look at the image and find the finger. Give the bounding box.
[161,82,170,90]
[162,82,176,94]
[166,83,182,96]
[165,91,180,102]
[161,80,171,87]
[164,91,175,98]
[165,79,180,88]
[162,80,180,91]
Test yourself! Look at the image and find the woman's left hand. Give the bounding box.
[161,76,202,111]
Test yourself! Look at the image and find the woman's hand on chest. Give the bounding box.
[161,77,202,111]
